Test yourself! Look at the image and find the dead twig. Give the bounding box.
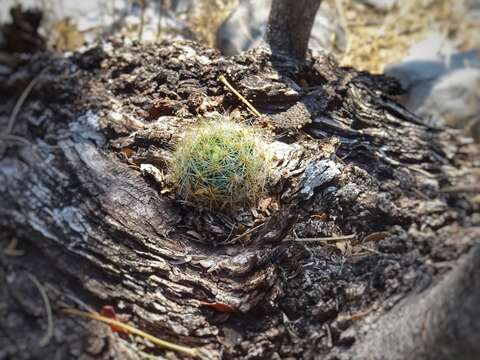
[357,244,386,256]
[361,231,390,243]
[1,67,48,156]
[27,274,54,347]
[0,134,32,147]
[45,284,95,313]
[3,237,25,256]
[6,68,47,135]
[335,0,351,54]
[407,165,437,178]
[222,222,265,244]
[293,234,357,243]
[441,185,480,194]
[349,303,377,321]
[219,75,262,118]
[138,0,146,42]
[325,323,333,348]
[62,308,199,358]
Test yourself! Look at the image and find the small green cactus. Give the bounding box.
[170,117,270,209]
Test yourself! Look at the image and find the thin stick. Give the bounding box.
[335,0,351,55]
[6,68,47,135]
[219,75,262,118]
[62,308,199,358]
[223,222,265,244]
[138,0,146,42]
[45,284,95,313]
[3,237,25,256]
[357,244,385,256]
[442,185,480,194]
[407,165,436,179]
[27,274,54,347]
[349,303,376,321]
[294,234,356,243]
[0,134,32,146]
[325,323,333,348]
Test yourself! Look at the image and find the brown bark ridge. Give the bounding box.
[265,0,322,60]
[0,40,479,359]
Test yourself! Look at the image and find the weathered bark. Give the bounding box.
[265,0,322,60]
[350,243,480,360]
[0,40,479,359]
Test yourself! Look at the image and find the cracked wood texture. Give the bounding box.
[0,40,479,360]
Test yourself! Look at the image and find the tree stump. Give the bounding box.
[0,39,479,359]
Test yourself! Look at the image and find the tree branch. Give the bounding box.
[265,0,322,60]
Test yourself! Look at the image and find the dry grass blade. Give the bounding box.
[362,232,390,243]
[27,274,54,347]
[219,75,262,118]
[222,222,265,244]
[0,134,32,146]
[3,237,25,256]
[138,0,146,41]
[357,244,386,256]
[441,185,480,194]
[293,234,357,243]
[1,67,47,155]
[62,308,199,358]
[6,68,47,135]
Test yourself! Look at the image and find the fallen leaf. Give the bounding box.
[100,305,130,334]
[198,301,236,313]
[120,147,135,158]
[258,197,272,213]
[310,213,328,221]
[335,240,352,256]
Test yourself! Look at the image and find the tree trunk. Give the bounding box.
[265,0,322,60]
[1,39,479,359]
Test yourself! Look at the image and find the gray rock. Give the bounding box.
[385,34,480,141]
[216,0,346,56]
[386,35,459,108]
[171,0,195,14]
[418,68,480,136]
[464,0,480,19]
